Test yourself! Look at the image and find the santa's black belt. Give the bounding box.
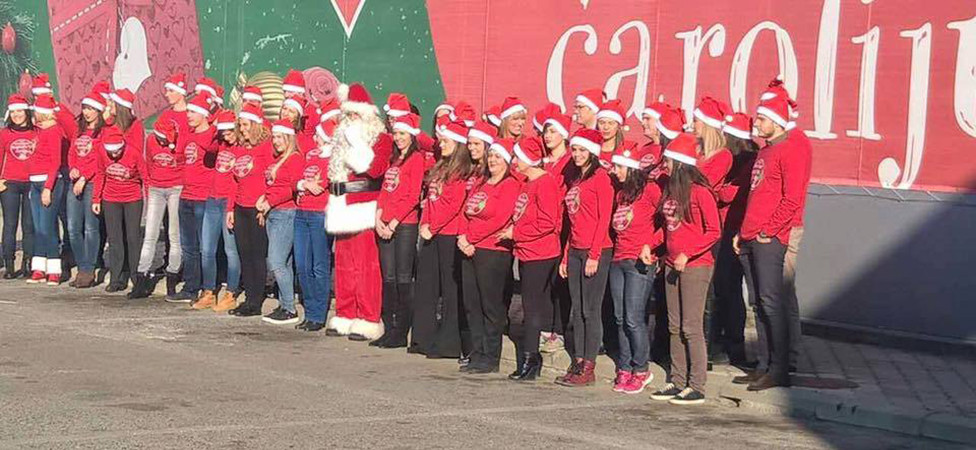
[329,179,382,195]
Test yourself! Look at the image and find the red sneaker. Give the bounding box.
[612,370,633,393]
[621,371,653,394]
[46,274,60,286]
[27,271,45,284]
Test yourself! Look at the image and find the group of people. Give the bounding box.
[0,69,811,406]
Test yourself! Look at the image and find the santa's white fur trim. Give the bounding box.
[336,83,350,103]
[326,315,354,335]
[350,319,385,340]
[31,256,46,272]
[46,258,62,275]
[326,195,377,234]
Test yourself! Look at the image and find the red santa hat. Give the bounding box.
[434,100,455,116]
[239,103,264,125]
[468,121,496,146]
[723,113,754,140]
[760,77,793,103]
[6,94,29,111]
[81,90,106,112]
[569,128,602,156]
[611,141,649,170]
[383,92,411,118]
[489,138,514,164]
[317,98,340,123]
[434,114,451,135]
[282,69,306,94]
[102,126,125,153]
[213,85,225,106]
[392,113,422,136]
[153,118,178,147]
[31,73,53,96]
[483,105,501,128]
[194,77,218,97]
[32,95,57,115]
[544,113,572,139]
[656,107,687,140]
[512,137,545,167]
[215,109,237,131]
[164,73,188,96]
[451,101,476,127]
[336,82,379,117]
[440,121,468,144]
[315,120,337,142]
[533,103,562,132]
[92,81,112,101]
[694,96,731,130]
[642,94,669,120]
[110,89,135,110]
[575,88,604,112]
[500,96,527,120]
[596,99,626,124]
[271,118,296,136]
[186,94,212,118]
[283,96,306,116]
[756,96,796,131]
[663,132,699,166]
[242,85,263,104]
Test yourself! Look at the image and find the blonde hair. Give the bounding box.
[699,122,727,158]
[240,121,270,147]
[269,133,298,181]
[498,111,526,140]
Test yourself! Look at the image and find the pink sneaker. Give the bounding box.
[621,371,653,394]
[612,370,633,393]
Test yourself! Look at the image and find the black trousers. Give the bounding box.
[739,238,789,377]
[516,257,559,353]
[549,218,572,337]
[566,248,612,361]
[103,200,143,285]
[1,181,34,267]
[650,269,671,370]
[709,230,747,358]
[378,223,419,336]
[411,234,461,358]
[235,206,268,312]
[460,249,512,368]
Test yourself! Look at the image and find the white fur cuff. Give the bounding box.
[326,196,377,234]
[350,319,384,340]
[327,315,354,335]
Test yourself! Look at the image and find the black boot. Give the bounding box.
[370,282,398,347]
[509,352,542,381]
[165,272,180,299]
[3,259,17,279]
[380,282,413,348]
[508,346,526,378]
[127,273,152,299]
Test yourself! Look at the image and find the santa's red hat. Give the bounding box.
[642,94,669,120]
[318,98,340,122]
[468,121,496,146]
[32,95,57,115]
[194,77,218,97]
[544,113,572,139]
[451,101,476,127]
[483,105,501,127]
[440,121,468,144]
[153,119,178,147]
[81,90,106,112]
[110,89,135,110]
[283,96,306,117]
[102,126,125,153]
[489,138,514,164]
[92,81,111,101]
[500,96,527,120]
[723,113,754,140]
[186,94,213,117]
[512,137,544,167]
[164,73,188,96]
[392,113,422,136]
[215,109,237,131]
[663,132,699,166]
[596,99,626,124]
[282,69,306,94]
[569,128,602,156]
[656,107,687,140]
[694,96,731,130]
[242,86,263,104]
[6,94,29,112]
[384,92,411,118]
[239,103,264,125]
[271,118,296,136]
[336,83,379,117]
[756,96,797,131]
[575,88,604,112]
[31,73,53,96]
[611,141,649,170]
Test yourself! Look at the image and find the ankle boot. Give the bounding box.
[3,259,17,279]
[555,358,583,384]
[557,359,595,387]
[509,352,542,381]
[127,273,151,299]
[165,272,180,299]
[379,282,413,348]
[371,283,398,347]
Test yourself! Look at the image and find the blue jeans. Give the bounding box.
[178,199,206,293]
[266,208,296,313]
[608,259,654,371]
[66,182,101,272]
[294,210,332,323]
[201,197,241,292]
[29,179,65,265]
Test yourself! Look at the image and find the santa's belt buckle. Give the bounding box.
[329,182,346,196]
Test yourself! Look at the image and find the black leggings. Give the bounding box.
[379,223,419,336]
[411,234,461,358]
[1,181,33,267]
[103,200,143,285]
[234,206,268,312]
[566,248,612,362]
[461,249,512,368]
[516,257,559,353]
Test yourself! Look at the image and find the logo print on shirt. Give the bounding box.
[184,142,199,164]
[105,162,132,181]
[427,180,442,202]
[612,204,634,231]
[233,155,254,178]
[639,153,657,170]
[512,192,529,222]
[152,153,177,168]
[383,166,400,192]
[564,185,581,215]
[10,138,35,161]
[751,158,765,190]
[74,135,93,157]
[216,150,236,173]
[663,198,681,231]
[465,191,488,216]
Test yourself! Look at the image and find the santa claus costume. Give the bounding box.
[325,84,393,341]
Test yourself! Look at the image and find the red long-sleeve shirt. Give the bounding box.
[642,142,665,180]
[612,182,664,262]
[296,147,330,212]
[462,176,519,251]
[263,150,303,210]
[212,141,238,204]
[31,125,65,190]
[787,131,813,228]
[662,184,721,268]
[122,120,145,161]
[93,145,146,203]
[740,132,812,244]
[513,172,561,261]
[1,128,36,182]
[699,148,732,190]
[68,128,100,183]
[232,141,274,211]
[420,177,467,236]
[180,127,216,201]
[378,151,423,224]
[717,152,756,233]
[146,134,185,188]
[158,108,190,137]
[564,168,614,261]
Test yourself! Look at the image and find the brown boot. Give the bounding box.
[192,290,216,310]
[555,358,582,384]
[213,291,237,312]
[74,271,95,289]
[556,359,595,387]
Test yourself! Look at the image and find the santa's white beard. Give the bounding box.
[328,113,386,183]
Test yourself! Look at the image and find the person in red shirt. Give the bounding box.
[649,133,720,406]
[91,127,146,293]
[0,94,36,279]
[607,143,664,395]
[292,122,333,331]
[504,137,561,380]
[372,113,425,348]
[540,113,573,354]
[280,96,314,153]
[457,136,519,374]
[106,89,145,160]
[410,121,472,359]
[160,73,190,135]
[65,90,107,289]
[596,99,633,170]
[555,128,613,388]
[497,97,527,141]
[26,95,66,285]
[640,96,670,181]
[573,89,604,131]
[466,121,494,191]
[693,97,733,191]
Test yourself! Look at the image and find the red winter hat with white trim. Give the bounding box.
[215,109,237,131]
[694,96,731,130]
[756,96,797,131]
[544,112,572,139]
[239,103,264,125]
[242,86,263,104]
[569,128,603,156]
[81,90,106,112]
[596,99,626,125]
[451,101,476,127]
[337,83,378,117]
[186,94,213,117]
[33,95,57,115]
[392,113,422,136]
[271,118,295,135]
[434,100,454,116]
[489,137,513,164]
[512,137,544,167]
[282,69,306,94]
[6,94,29,111]
[468,121,496,146]
[110,89,136,110]
[92,81,111,101]
[102,126,125,153]
[656,107,687,140]
[316,120,337,142]
[663,132,699,167]
[31,73,53,96]
[575,88,604,113]
[723,113,754,140]
[434,114,451,135]
[483,105,501,128]
[384,92,410,118]
[499,96,527,120]
[761,77,793,104]
[318,98,340,123]
[533,103,562,132]
[283,96,306,117]
[440,121,469,144]
[214,85,225,105]
[194,77,218,97]
[643,94,669,120]
[153,118,178,146]
[611,141,649,170]
[164,73,188,96]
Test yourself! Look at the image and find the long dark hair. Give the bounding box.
[661,161,712,223]
[426,139,472,184]
[542,122,568,157]
[614,166,647,205]
[76,106,106,138]
[5,110,33,130]
[114,105,137,132]
[570,149,600,185]
[391,135,418,165]
[726,135,759,156]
